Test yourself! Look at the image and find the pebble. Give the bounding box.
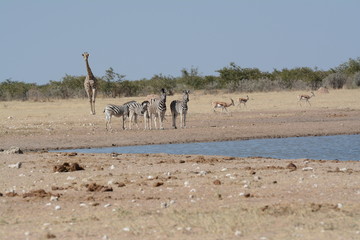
[234,230,242,236]
[8,162,22,169]
[198,171,207,176]
[50,196,59,201]
[302,167,313,171]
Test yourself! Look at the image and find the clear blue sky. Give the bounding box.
[1,0,360,85]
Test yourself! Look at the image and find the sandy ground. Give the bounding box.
[0,89,360,239]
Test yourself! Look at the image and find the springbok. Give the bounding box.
[212,98,235,113]
[298,92,315,106]
[238,95,249,108]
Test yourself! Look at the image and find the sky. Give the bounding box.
[1,0,360,85]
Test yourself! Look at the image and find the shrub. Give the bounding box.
[352,72,360,87]
[322,73,347,89]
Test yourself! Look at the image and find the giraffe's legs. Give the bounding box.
[91,88,96,115]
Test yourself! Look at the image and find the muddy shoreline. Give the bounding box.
[2,108,360,152]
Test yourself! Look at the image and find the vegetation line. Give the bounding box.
[1,58,360,101]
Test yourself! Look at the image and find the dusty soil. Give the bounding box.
[0,89,360,239]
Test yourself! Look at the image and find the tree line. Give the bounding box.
[1,58,360,101]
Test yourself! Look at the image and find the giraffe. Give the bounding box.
[82,52,97,115]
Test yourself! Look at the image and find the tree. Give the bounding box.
[335,58,360,75]
[180,67,205,90]
[102,67,125,97]
[217,62,267,90]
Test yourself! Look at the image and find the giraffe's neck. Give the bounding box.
[85,59,95,80]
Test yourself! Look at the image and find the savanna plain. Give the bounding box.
[1,89,360,240]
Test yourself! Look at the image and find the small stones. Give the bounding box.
[161,200,176,208]
[197,170,208,176]
[3,146,23,154]
[50,196,59,201]
[85,183,113,192]
[65,152,77,157]
[253,176,261,181]
[23,189,53,198]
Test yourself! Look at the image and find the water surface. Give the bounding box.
[57,134,360,161]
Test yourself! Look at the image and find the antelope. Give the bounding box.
[212,98,235,113]
[238,95,249,108]
[298,92,315,106]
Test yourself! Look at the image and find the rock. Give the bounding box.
[117,182,126,187]
[46,232,56,239]
[286,163,297,171]
[4,147,23,154]
[53,162,84,172]
[153,182,164,187]
[302,167,314,171]
[213,179,221,185]
[8,162,22,169]
[86,183,113,192]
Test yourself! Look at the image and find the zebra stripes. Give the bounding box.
[128,101,150,130]
[148,88,167,130]
[103,104,129,131]
[170,90,190,129]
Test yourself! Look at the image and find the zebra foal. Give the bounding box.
[148,88,167,130]
[170,90,190,129]
[103,104,129,131]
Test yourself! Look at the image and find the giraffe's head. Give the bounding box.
[82,52,90,61]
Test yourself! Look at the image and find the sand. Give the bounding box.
[0,89,360,239]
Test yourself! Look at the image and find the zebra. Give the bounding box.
[128,101,150,130]
[148,88,167,130]
[103,103,130,131]
[170,90,190,129]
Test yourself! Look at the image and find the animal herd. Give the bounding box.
[82,52,316,130]
[103,89,190,131]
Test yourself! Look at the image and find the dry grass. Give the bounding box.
[1,89,359,120]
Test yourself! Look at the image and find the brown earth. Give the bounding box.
[0,89,360,239]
